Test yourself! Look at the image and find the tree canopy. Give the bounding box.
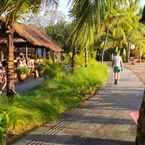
[70,0,140,49]
[0,0,58,26]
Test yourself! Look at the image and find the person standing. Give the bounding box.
[112,52,123,84]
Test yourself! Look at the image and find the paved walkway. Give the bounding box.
[12,68,144,145]
[125,62,145,84]
[16,77,44,93]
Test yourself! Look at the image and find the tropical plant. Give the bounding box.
[69,0,140,63]
[129,28,145,61]
[36,63,45,76]
[0,108,16,145]
[70,0,134,47]
[42,60,63,79]
[92,0,142,62]
[16,66,29,74]
[46,21,79,71]
[46,21,72,53]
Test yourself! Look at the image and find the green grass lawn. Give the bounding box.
[0,60,108,135]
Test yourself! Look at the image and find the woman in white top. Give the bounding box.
[112,52,123,84]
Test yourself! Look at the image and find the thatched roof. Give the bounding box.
[0,37,26,44]
[12,23,61,52]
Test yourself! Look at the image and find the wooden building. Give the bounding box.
[0,22,62,61]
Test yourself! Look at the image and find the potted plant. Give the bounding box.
[16,66,29,81]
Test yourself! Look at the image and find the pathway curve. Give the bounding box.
[12,69,144,145]
[16,77,44,93]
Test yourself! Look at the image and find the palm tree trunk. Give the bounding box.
[84,48,88,67]
[126,44,130,63]
[7,26,15,97]
[101,49,105,63]
[139,51,142,63]
[102,28,109,64]
[71,47,76,72]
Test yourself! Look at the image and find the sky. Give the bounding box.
[141,0,145,6]
[58,0,145,18]
[58,0,70,18]
[57,0,145,22]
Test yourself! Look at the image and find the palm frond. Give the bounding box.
[70,0,140,49]
[0,0,59,25]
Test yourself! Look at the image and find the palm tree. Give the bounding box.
[0,0,58,97]
[93,0,141,62]
[69,0,140,64]
[129,28,145,61]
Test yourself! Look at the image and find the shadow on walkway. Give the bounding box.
[12,68,144,145]
[62,113,134,125]
[25,134,134,145]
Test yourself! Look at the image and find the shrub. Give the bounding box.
[16,66,29,74]
[42,62,63,80]
[0,108,16,145]
[36,63,45,76]
[0,59,108,139]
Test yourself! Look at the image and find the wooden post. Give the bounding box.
[126,43,130,63]
[41,48,44,57]
[31,47,36,59]
[101,49,105,64]
[0,46,3,61]
[26,44,28,60]
[7,26,16,97]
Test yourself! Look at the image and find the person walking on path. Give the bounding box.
[112,52,123,84]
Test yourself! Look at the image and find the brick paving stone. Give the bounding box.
[12,68,144,145]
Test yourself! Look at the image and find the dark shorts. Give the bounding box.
[113,66,121,73]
